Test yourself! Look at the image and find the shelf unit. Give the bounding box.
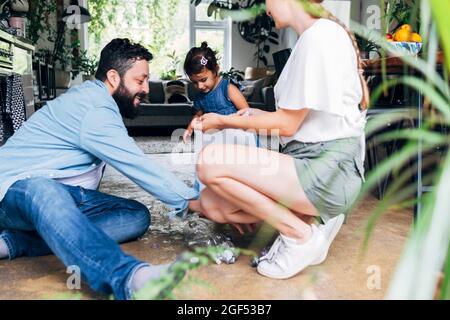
[32,58,56,109]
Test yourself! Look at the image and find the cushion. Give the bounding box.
[241,85,255,100]
[241,77,266,103]
[148,81,165,104]
[163,80,191,104]
[187,81,201,101]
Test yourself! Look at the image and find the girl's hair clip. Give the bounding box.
[200,56,208,66]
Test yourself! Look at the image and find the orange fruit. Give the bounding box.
[399,24,412,32]
[410,33,422,42]
[393,29,411,42]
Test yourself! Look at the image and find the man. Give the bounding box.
[0,39,199,299]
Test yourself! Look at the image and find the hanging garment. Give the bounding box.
[0,108,14,144]
[0,78,9,143]
[0,74,27,144]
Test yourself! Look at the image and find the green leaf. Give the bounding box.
[219,4,266,22]
[363,168,436,252]
[373,128,446,146]
[387,152,450,299]
[269,32,279,39]
[440,242,450,299]
[260,56,268,66]
[358,141,440,208]
[370,76,450,121]
[429,0,450,74]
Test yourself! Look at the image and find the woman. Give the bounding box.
[189,0,368,279]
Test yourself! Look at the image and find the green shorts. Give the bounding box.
[281,137,365,222]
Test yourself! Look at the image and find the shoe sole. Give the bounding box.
[257,266,302,280]
[310,214,345,266]
[256,228,329,280]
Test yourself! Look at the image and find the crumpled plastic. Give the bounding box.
[183,216,237,264]
[250,247,270,268]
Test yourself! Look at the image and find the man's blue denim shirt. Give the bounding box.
[0,80,199,217]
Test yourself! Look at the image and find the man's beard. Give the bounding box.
[112,81,145,119]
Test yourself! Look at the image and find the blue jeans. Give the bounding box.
[0,177,151,299]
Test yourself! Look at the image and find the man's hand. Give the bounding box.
[188,199,202,213]
[230,223,257,235]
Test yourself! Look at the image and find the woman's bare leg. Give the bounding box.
[198,188,259,223]
[190,189,260,234]
[197,144,319,243]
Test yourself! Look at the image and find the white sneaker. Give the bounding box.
[311,214,345,266]
[256,225,327,279]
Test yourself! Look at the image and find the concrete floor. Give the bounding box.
[0,137,413,300]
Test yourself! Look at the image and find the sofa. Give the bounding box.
[241,76,276,112]
[124,78,276,131]
[123,80,197,130]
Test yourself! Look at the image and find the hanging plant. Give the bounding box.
[26,0,57,45]
[238,13,279,67]
[88,0,121,47]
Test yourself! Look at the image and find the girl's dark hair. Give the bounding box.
[95,38,153,81]
[183,42,219,76]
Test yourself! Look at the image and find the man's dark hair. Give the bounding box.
[95,38,153,81]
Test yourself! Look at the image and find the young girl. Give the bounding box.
[182,42,249,144]
[190,0,368,280]
[183,42,258,194]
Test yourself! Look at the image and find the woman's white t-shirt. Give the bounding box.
[274,18,366,146]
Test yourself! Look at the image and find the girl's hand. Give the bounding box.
[199,113,225,132]
[191,117,203,131]
[182,129,193,144]
[235,108,251,116]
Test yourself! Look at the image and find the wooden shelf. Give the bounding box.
[363,51,444,75]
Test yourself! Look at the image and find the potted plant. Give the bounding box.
[69,48,99,81]
[53,42,76,88]
[160,50,180,81]
[81,56,99,82]
[384,0,420,34]
[8,0,29,38]
[54,68,72,88]
[355,34,379,59]
[382,0,423,57]
[220,67,245,90]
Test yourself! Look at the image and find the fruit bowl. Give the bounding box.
[387,41,423,57]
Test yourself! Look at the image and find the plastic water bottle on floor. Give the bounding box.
[183,216,237,264]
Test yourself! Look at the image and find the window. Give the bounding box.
[87,0,190,79]
[85,1,231,78]
[190,0,232,71]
